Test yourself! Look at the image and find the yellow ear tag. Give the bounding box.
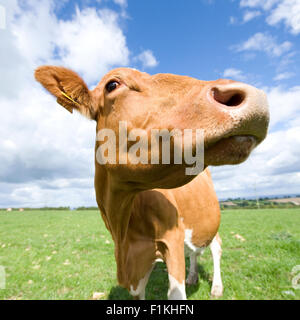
[60,91,80,106]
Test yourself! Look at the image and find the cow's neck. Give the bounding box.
[95,166,137,243]
[94,163,140,285]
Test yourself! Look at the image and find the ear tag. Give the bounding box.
[60,91,80,106]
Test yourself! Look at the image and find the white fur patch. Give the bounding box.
[130,266,154,300]
[168,274,186,300]
[210,236,223,297]
[184,229,205,255]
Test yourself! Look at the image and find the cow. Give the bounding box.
[35,66,269,299]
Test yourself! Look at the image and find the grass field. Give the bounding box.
[0,208,299,300]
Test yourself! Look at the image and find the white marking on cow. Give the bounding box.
[210,236,223,297]
[168,274,186,300]
[184,228,205,255]
[184,229,205,285]
[130,266,154,300]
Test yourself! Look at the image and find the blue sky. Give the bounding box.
[0,0,300,207]
[126,0,300,87]
[54,0,300,87]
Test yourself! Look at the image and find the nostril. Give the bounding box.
[212,88,246,107]
[224,93,245,107]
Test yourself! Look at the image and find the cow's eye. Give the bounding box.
[105,81,120,93]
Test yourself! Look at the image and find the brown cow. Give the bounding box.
[35,66,269,299]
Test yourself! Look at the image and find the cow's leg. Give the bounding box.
[127,240,157,300]
[210,233,223,297]
[186,252,199,285]
[161,230,186,300]
[168,272,186,300]
[130,265,154,300]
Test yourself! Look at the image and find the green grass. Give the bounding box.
[0,208,299,300]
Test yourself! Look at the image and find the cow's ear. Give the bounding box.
[34,66,97,119]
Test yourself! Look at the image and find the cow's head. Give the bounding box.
[35,66,269,189]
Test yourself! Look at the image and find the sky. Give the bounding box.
[0,0,300,208]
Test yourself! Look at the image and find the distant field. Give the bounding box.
[0,208,299,300]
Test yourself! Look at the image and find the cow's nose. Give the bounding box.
[205,80,270,143]
[210,82,247,108]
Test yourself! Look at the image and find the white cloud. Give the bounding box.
[235,1,299,76]
[7,1,130,85]
[113,0,127,7]
[134,50,158,69]
[264,85,300,130]
[0,180,96,208]
[229,10,262,24]
[0,0,151,208]
[267,0,300,35]
[223,68,246,81]
[56,7,130,84]
[229,16,238,24]
[0,84,96,187]
[10,0,58,67]
[273,72,295,81]
[243,10,261,22]
[240,0,300,35]
[240,0,279,10]
[211,128,300,199]
[0,0,131,101]
[233,32,292,57]
[0,4,6,29]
